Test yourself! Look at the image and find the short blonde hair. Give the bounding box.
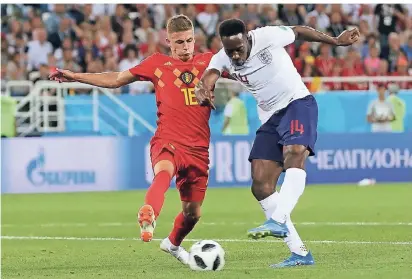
[166,14,194,34]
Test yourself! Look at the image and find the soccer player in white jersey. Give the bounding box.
[195,19,359,268]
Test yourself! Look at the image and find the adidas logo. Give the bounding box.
[164,61,172,66]
[197,61,206,65]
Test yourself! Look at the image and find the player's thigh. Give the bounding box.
[150,140,179,177]
[249,125,283,165]
[278,95,318,157]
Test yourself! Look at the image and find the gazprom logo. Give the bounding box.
[26,148,96,186]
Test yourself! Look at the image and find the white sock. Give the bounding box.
[271,168,306,223]
[284,217,308,256]
[259,192,279,219]
[259,191,308,257]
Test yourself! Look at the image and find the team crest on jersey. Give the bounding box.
[257,49,272,65]
[180,71,194,85]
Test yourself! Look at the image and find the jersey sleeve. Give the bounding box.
[256,26,296,48]
[206,49,231,75]
[128,54,158,81]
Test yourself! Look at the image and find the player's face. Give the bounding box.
[221,34,249,66]
[167,30,195,62]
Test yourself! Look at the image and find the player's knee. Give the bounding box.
[250,160,280,201]
[251,182,274,201]
[283,145,309,170]
[183,210,201,223]
[251,171,274,201]
[182,201,202,221]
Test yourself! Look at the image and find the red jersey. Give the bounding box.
[129,52,213,149]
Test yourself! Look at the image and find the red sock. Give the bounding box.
[168,212,199,246]
[144,170,172,218]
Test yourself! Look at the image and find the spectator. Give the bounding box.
[374,4,405,47]
[364,45,381,75]
[361,33,379,60]
[44,4,67,35]
[33,63,52,83]
[380,32,403,73]
[241,4,260,26]
[111,4,127,42]
[96,16,117,50]
[293,42,313,75]
[342,47,367,90]
[387,83,406,132]
[184,4,206,35]
[139,31,161,58]
[359,4,375,32]
[307,4,330,31]
[135,16,157,44]
[194,32,209,54]
[327,12,346,57]
[315,43,335,77]
[260,5,281,26]
[222,91,249,135]
[91,3,116,17]
[324,63,343,90]
[27,28,53,72]
[54,37,74,66]
[401,35,412,62]
[391,56,412,89]
[371,60,390,88]
[399,16,412,46]
[279,4,304,26]
[47,17,77,50]
[367,83,395,132]
[196,4,219,36]
[59,48,81,72]
[327,12,346,38]
[208,35,222,54]
[118,45,140,72]
[342,4,361,25]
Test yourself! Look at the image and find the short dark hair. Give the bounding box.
[218,19,246,38]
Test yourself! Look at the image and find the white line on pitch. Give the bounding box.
[2,222,412,228]
[1,236,412,246]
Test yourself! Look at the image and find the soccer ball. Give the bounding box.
[188,240,225,271]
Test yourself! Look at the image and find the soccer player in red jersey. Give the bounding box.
[49,15,220,265]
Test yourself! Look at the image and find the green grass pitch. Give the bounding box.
[1,183,412,278]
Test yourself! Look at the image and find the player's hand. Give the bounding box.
[49,68,76,83]
[195,82,216,110]
[336,28,360,46]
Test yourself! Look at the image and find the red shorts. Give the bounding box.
[150,138,209,202]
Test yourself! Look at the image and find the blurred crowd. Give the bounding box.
[2,3,412,94]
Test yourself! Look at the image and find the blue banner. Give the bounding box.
[2,133,411,193]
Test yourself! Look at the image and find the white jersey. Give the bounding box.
[207,26,310,124]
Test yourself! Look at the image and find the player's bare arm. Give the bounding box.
[49,68,138,88]
[290,26,360,46]
[194,68,221,109]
